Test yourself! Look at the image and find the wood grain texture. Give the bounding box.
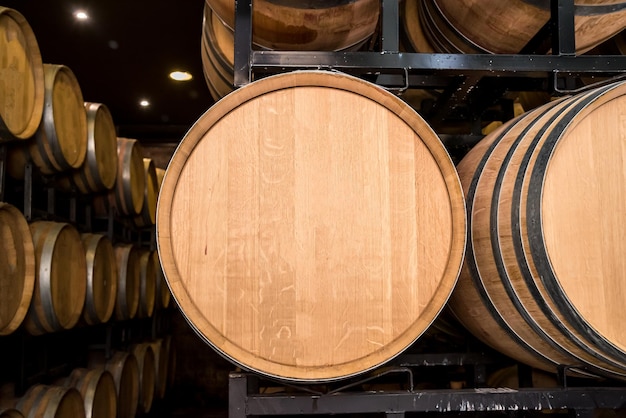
[111,138,146,216]
[0,7,44,142]
[15,385,85,418]
[24,221,87,335]
[134,158,158,227]
[65,368,117,418]
[57,102,118,193]
[29,64,87,174]
[130,344,155,415]
[114,244,141,320]
[0,202,35,336]
[102,352,138,418]
[451,81,626,380]
[433,0,626,54]
[82,233,118,325]
[137,249,157,319]
[157,70,465,381]
[205,0,379,51]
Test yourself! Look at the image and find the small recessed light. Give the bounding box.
[73,10,89,20]
[139,99,150,107]
[169,71,193,82]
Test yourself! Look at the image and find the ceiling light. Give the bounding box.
[169,71,193,82]
[139,99,150,107]
[73,10,89,20]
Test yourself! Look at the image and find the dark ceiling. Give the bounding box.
[3,0,214,144]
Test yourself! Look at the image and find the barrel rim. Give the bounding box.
[0,7,45,141]
[156,70,466,382]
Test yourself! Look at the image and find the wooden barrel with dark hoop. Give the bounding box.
[148,339,169,399]
[130,343,156,415]
[0,202,35,336]
[157,70,466,382]
[81,233,118,325]
[113,243,140,321]
[24,221,87,335]
[412,0,626,54]
[449,81,626,380]
[64,368,117,418]
[7,64,87,179]
[0,7,44,142]
[15,385,85,418]
[57,102,118,194]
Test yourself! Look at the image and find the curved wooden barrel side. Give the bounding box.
[25,221,87,335]
[130,344,156,415]
[133,158,158,227]
[157,70,466,382]
[148,339,169,399]
[111,138,145,216]
[205,0,380,51]
[30,64,87,175]
[114,244,140,321]
[81,233,118,325]
[66,368,117,418]
[103,352,139,418]
[450,81,626,380]
[137,250,157,319]
[57,102,118,194]
[0,203,36,336]
[16,385,85,418]
[0,7,44,142]
[0,409,24,418]
[431,0,626,54]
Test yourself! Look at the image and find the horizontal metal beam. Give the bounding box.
[244,386,626,415]
[248,51,626,79]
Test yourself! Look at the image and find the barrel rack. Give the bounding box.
[225,0,626,416]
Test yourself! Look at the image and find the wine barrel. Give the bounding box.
[148,339,169,399]
[0,409,23,418]
[157,70,466,382]
[64,368,117,418]
[155,261,171,310]
[164,335,176,390]
[0,7,44,142]
[205,0,379,51]
[15,385,85,418]
[133,158,158,228]
[57,103,118,194]
[102,352,139,418]
[0,203,35,336]
[81,233,118,325]
[418,0,626,54]
[137,250,157,319]
[113,244,140,321]
[112,138,145,216]
[7,64,87,179]
[201,6,235,100]
[449,81,626,380]
[24,221,87,335]
[130,343,155,415]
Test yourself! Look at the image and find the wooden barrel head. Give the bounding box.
[114,244,141,320]
[104,352,139,418]
[0,203,35,335]
[0,7,44,142]
[157,70,465,382]
[82,233,118,325]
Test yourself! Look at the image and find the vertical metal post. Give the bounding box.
[551,0,576,55]
[69,196,77,223]
[381,0,399,53]
[24,162,33,221]
[229,373,250,418]
[233,0,253,87]
[47,187,55,217]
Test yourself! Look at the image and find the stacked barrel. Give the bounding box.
[0,7,175,417]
